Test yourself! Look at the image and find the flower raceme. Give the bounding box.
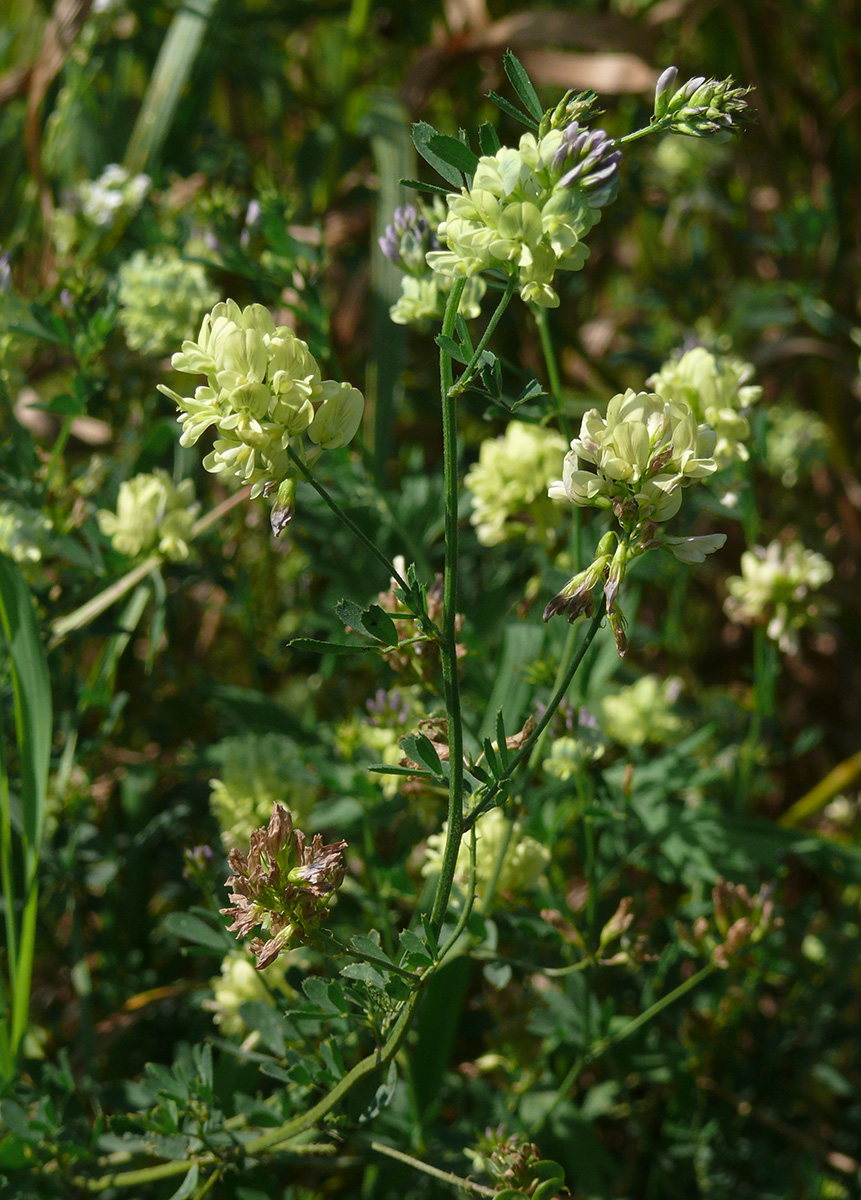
[97,470,199,561]
[426,121,622,308]
[647,346,762,469]
[158,300,364,506]
[724,539,833,654]
[544,390,726,651]
[465,421,568,547]
[549,388,718,523]
[653,68,752,139]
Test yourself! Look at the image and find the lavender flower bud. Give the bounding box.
[553,122,622,207]
[653,66,679,119]
[378,204,438,273]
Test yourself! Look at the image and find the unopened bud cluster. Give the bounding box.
[724,539,833,654]
[427,120,622,308]
[379,200,485,327]
[158,300,364,504]
[221,804,347,968]
[687,879,780,969]
[653,67,752,138]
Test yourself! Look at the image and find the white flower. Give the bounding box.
[158,301,365,499]
[648,347,761,469]
[724,540,833,654]
[96,470,198,560]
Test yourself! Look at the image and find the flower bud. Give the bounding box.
[653,66,679,119]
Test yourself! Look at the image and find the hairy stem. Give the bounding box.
[370,1140,496,1196]
[468,598,607,827]
[429,278,468,935]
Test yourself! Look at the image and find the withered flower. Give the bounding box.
[221,804,347,968]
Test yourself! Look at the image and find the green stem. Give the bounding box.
[468,599,607,827]
[617,118,673,146]
[526,620,579,772]
[43,415,75,496]
[429,279,468,935]
[369,1140,495,1196]
[75,992,421,1190]
[245,990,420,1156]
[449,280,517,398]
[10,853,38,1054]
[530,962,716,1135]
[534,306,571,442]
[50,489,250,644]
[286,449,439,641]
[0,760,18,1009]
[434,825,478,968]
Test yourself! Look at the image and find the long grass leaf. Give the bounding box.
[0,554,52,849]
[124,0,220,176]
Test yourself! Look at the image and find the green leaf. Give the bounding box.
[367,763,435,778]
[29,392,87,417]
[288,638,378,656]
[302,976,344,1014]
[400,178,452,196]
[453,313,474,355]
[512,378,547,411]
[399,928,434,964]
[238,1001,287,1057]
[478,121,501,155]
[435,333,468,364]
[162,912,230,955]
[351,933,392,963]
[361,604,400,647]
[400,733,444,779]
[167,1164,199,1200]
[486,91,540,131]
[334,598,365,630]
[0,554,52,849]
[483,738,501,778]
[496,710,510,766]
[340,961,388,989]
[0,1099,40,1142]
[412,122,466,187]
[333,599,399,645]
[426,132,479,176]
[503,49,544,121]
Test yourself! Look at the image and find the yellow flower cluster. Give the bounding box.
[724,540,833,654]
[422,808,550,902]
[465,421,567,546]
[159,300,364,499]
[97,470,198,560]
[427,122,621,308]
[648,347,761,469]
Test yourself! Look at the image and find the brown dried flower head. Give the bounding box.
[221,803,347,968]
